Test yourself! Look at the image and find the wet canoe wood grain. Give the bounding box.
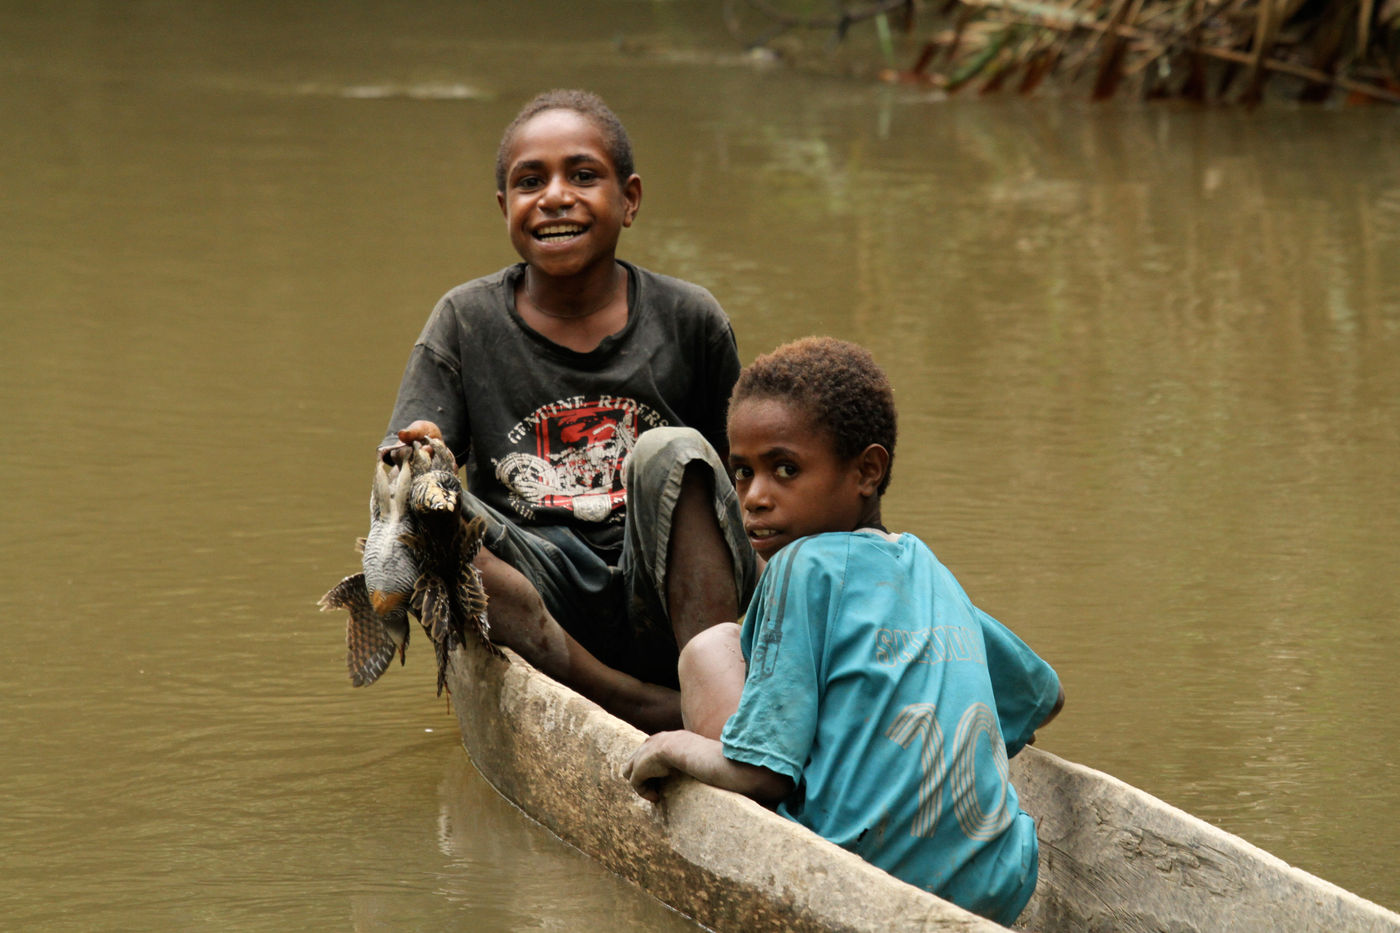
[448,639,1001,932]
[447,638,1400,932]
[1011,746,1400,931]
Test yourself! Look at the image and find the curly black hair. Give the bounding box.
[732,336,897,495]
[494,89,636,193]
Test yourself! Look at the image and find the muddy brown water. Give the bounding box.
[3,2,1398,928]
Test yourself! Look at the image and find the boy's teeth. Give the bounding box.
[537,224,584,239]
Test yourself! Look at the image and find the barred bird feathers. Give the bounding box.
[319,437,502,695]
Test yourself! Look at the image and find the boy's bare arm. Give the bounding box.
[623,730,792,804]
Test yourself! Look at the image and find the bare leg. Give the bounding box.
[475,546,682,733]
[678,622,745,739]
[666,464,739,650]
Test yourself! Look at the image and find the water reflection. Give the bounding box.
[416,751,695,932]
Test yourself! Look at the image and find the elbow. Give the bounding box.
[1044,684,1066,726]
[747,768,794,805]
[1015,684,1066,757]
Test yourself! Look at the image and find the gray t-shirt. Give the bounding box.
[384,260,740,555]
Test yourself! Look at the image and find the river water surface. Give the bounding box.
[3,2,1398,929]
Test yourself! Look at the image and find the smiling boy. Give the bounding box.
[381,90,756,732]
[624,337,1064,925]
[495,105,638,349]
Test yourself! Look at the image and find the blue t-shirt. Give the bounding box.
[720,531,1060,925]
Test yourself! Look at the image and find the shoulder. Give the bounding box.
[849,529,947,571]
[626,262,727,321]
[891,532,976,599]
[417,266,522,348]
[805,531,946,599]
[847,529,925,566]
[772,529,925,569]
[436,265,520,313]
[759,533,858,594]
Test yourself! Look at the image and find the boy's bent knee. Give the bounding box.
[627,426,712,475]
[678,622,745,738]
[678,621,742,677]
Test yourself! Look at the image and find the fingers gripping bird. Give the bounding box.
[319,437,502,695]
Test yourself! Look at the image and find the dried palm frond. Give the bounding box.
[728,0,1400,103]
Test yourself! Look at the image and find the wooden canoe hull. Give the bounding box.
[446,638,1400,932]
[1010,747,1399,931]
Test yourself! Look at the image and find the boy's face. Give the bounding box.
[727,397,880,561]
[496,109,641,281]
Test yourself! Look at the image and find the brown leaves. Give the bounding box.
[848,0,1400,103]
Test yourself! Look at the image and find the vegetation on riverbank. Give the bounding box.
[724,0,1400,104]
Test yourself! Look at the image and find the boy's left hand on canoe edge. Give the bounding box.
[622,732,680,803]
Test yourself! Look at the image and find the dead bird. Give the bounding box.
[319,437,501,695]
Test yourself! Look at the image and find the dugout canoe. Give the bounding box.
[445,636,1400,932]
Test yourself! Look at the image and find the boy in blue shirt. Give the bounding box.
[623,337,1064,925]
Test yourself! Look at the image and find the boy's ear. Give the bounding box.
[497,190,507,217]
[854,444,890,497]
[622,174,642,227]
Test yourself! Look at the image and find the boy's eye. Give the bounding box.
[515,176,542,190]
[775,464,798,479]
[732,465,752,482]
[573,169,598,183]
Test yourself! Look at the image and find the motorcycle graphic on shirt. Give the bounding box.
[493,397,668,523]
